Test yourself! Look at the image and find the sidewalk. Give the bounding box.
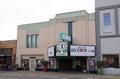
[0,71,119,79]
[43,71,120,79]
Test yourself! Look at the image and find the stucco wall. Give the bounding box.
[101,37,120,54]
[49,21,68,46]
[88,20,96,45]
[73,19,87,45]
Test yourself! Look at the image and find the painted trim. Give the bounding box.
[96,4,120,11]
[100,34,120,38]
[114,6,119,34]
[70,44,95,46]
[95,9,101,61]
[21,54,44,56]
[102,54,119,55]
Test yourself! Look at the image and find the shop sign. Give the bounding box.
[59,33,71,42]
[56,42,68,56]
[70,45,95,56]
[48,46,54,57]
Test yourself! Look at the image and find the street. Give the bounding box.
[0,71,119,79]
[0,76,99,79]
[0,76,102,79]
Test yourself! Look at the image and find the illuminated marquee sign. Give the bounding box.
[70,45,95,56]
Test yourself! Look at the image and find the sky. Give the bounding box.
[0,0,95,40]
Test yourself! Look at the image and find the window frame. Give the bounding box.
[103,13,112,33]
[26,34,38,48]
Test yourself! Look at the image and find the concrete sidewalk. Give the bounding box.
[0,71,119,79]
[39,71,120,79]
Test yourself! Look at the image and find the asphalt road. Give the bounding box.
[0,76,101,79]
[0,74,100,79]
[0,71,118,79]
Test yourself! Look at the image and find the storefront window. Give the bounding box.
[21,59,29,70]
[103,55,119,68]
[36,59,42,70]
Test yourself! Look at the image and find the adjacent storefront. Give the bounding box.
[0,40,16,70]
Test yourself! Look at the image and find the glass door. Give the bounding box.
[29,57,36,71]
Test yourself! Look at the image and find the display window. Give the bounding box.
[36,59,42,70]
[21,59,29,70]
[103,55,119,68]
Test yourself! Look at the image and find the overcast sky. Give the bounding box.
[0,0,95,40]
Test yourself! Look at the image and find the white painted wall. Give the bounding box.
[95,0,120,8]
[99,9,116,35]
[101,37,120,54]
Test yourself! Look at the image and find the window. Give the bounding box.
[103,55,119,68]
[36,59,42,70]
[103,13,111,32]
[27,35,32,48]
[68,22,72,43]
[27,35,38,48]
[104,13,111,26]
[31,35,37,48]
[21,59,29,70]
[68,22,72,36]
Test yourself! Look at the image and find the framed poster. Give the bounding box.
[49,58,56,69]
[48,46,54,57]
[88,58,96,72]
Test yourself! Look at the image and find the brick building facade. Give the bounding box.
[0,40,16,70]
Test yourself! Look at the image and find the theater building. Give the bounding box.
[0,40,16,70]
[16,10,96,71]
